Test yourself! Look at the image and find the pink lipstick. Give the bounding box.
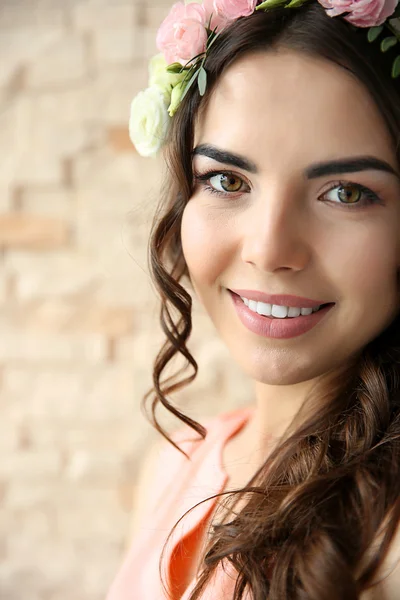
[228,290,334,340]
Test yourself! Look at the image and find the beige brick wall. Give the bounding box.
[0,1,252,599]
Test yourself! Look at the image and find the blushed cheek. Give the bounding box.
[181,204,231,286]
[341,236,399,308]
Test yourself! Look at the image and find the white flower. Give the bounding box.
[129,86,171,157]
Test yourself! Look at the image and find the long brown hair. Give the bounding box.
[142,3,400,599]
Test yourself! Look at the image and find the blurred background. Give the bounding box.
[0,1,252,598]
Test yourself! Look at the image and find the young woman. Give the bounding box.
[107,1,400,598]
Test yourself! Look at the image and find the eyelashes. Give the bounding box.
[192,169,384,210]
[193,170,250,196]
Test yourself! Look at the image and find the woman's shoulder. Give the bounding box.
[146,405,254,488]
[168,405,254,453]
[129,406,252,537]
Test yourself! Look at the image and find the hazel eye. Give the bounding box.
[209,173,244,193]
[337,184,362,204]
[320,181,383,209]
[325,184,362,205]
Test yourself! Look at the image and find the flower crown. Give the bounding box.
[129,0,400,158]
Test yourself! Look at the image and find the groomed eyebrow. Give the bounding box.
[192,144,400,180]
[305,157,399,180]
[193,144,258,173]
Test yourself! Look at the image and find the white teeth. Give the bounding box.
[256,301,272,317]
[240,297,321,318]
[271,305,287,318]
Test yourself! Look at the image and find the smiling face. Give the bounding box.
[180,49,400,387]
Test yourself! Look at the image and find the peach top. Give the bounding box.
[106,405,255,600]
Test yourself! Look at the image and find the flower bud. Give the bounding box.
[168,80,187,117]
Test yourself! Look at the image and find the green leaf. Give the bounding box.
[392,55,400,78]
[180,69,200,102]
[166,63,185,74]
[182,66,197,86]
[182,52,205,70]
[367,26,383,42]
[285,0,308,7]
[198,67,207,96]
[381,36,398,52]
[206,24,219,39]
[207,29,221,51]
[256,0,287,10]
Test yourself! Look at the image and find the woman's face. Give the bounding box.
[181,50,400,386]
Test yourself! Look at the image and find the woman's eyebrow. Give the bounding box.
[193,145,400,181]
[305,156,400,180]
[192,144,258,173]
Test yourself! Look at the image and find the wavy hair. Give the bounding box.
[142,4,400,599]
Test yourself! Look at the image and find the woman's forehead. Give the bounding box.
[194,50,396,169]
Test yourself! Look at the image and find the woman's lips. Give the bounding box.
[228,289,330,309]
[229,290,335,340]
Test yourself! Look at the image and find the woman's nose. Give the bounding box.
[240,186,312,273]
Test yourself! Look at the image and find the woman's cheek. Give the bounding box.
[181,203,226,282]
[181,205,208,284]
[335,227,398,306]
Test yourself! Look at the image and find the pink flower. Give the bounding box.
[202,0,230,31]
[156,2,208,66]
[318,0,398,27]
[203,0,258,24]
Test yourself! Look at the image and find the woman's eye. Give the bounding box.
[194,172,383,208]
[192,170,249,197]
[320,182,382,207]
[208,173,245,193]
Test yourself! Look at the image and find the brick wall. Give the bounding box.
[0,1,252,599]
